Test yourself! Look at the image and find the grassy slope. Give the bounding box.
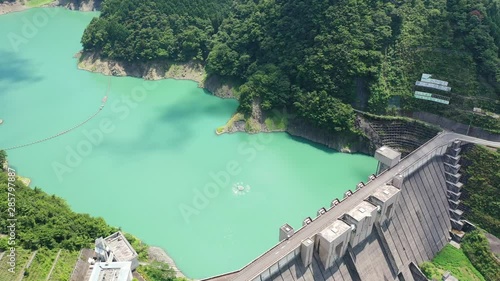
[48,250,80,281]
[26,0,54,8]
[23,248,59,281]
[0,248,31,281]
[421,244,485,281]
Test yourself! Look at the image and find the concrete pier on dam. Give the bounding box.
[202,132,500,281]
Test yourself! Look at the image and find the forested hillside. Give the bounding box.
[81,0,500,134]
[0,170,116,251]
[460,145,500,237]
[81,0,232,61]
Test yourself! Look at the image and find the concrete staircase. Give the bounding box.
[444,141,466,241]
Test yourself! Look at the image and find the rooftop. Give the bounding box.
[371,184,400,203]
[318,220,351,242]
[415,80,451,92]
[302,238,313,246]
[88,262,132,281]
[375,146,401,161]
[345,201,377,222]
[280,223,294,233]
[104,232,138,263]
[421,74,449,86]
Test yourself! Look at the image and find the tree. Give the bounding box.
[144,262,176,281]
[294,91,355,133]
[462,230,500,281]
[0,150,6,170]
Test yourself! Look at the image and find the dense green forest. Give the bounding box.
[81,0,232,61]
[81,0,500,134]
[460,145,500,237]
[0,152,116,251]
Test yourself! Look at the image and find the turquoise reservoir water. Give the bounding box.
[0,8,377,278]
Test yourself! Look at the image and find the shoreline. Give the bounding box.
[3,157,187,278]
[76,52,206,84]
[0,0,100,16]
[0,0,27,15]
[75,51,236,100]
[76,51,371,153]
[147,246,186,278]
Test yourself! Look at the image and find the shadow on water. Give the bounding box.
[287,135,339,154]
[287,135,373,158]
[94,95,236,156]
[92,118,194,157]
[156,97,236,122]
[0,51,43,94]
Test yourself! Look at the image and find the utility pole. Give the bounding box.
[466,114,472,136]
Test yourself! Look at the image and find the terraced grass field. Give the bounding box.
[23,248,59,281]
[47,250,80,281]
[0,248,31,281]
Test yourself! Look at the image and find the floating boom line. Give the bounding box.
[1,108,102,151]
[1,78,111,151]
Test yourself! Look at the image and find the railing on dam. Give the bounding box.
[398,141,450,177]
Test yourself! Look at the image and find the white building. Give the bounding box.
[94,232,139,271]
[88,261,133,281]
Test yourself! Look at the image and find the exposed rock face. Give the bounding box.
[0,0,26,15]
[52,0,101,11]
[203,75,236,99]
[77,51,237,99]
[0,0,101,15]
[287,119,373,154]
[148,246,185,278]
[77,51,205,81]
[356,115,383,148]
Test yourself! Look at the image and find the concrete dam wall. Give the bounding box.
[255,154,454,281]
